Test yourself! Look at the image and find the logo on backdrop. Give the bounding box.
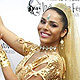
[27,0,41,16]
[27,0,52,16]
[0,40,16,54]
[27,0,80,17]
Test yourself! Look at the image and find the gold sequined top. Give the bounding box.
[15,40,66,80]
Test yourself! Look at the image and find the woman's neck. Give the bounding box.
[39,41,60,54]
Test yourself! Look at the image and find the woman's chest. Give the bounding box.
[15,52,62,80]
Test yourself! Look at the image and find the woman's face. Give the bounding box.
[38,9,64,46]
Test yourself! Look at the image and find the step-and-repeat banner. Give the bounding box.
[0,0,80,79]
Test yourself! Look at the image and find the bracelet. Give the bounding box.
[0,51,11,67]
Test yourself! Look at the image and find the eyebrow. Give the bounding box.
[41,17,45,20]
[41,17,59,26]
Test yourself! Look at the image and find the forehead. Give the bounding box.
[42,9,62,22]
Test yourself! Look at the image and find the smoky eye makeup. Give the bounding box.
[40,17,59,27]
[50,23,58,27]
[49,21,58,27]
[40,18,46,24]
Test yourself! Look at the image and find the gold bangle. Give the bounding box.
[0,51,11,67]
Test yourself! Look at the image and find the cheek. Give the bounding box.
[37,23,43,31]
[37,25,40,32]
[49,28,62,38]
[37,24,41,34]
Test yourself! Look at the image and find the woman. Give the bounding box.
[0,3,80,80]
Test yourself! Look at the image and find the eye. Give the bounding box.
[40,19,46,24]
[50,23,58,27]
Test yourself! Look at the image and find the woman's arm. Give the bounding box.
[2,67,43,80]
[0,43,18,80]
[0,16,23,55]
[0,44,42,80]
[2,66,18,80]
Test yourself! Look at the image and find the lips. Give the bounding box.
[40,31,51,38]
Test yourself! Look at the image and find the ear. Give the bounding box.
[60,29,67,38]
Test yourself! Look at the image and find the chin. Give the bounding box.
[40,38,52,45]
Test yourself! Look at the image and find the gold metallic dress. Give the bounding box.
[15,41,66,80]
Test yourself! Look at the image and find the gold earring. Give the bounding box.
[60,39,64,49]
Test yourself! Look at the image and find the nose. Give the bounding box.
[43,22,49,30]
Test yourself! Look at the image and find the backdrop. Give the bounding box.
[0,0,80,80]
